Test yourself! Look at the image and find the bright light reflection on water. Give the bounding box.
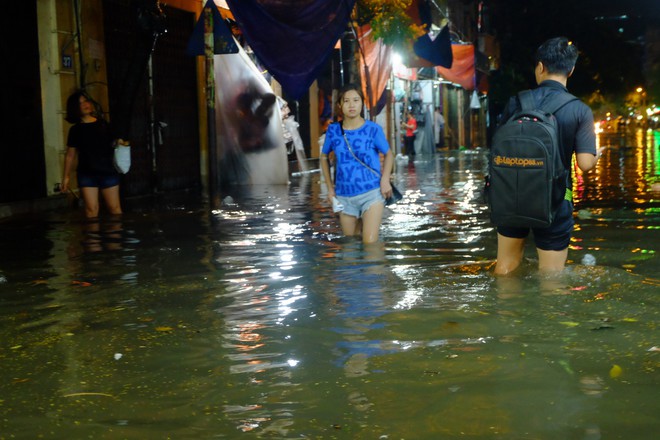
[0,130,658,438]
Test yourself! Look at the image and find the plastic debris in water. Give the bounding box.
[577,209,593,219]
[581,254,596,266]
[114,353,123,360]
[609,364,622,378]
[71,280,92,287]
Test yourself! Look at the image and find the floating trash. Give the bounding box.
[582,254,597,266]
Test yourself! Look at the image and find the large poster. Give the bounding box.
[214,45,288,185]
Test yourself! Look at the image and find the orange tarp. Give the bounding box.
[356,25,392,114]
[436,44,475,90]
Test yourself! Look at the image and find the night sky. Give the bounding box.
[577,0,660,20]
[485,0,656,109]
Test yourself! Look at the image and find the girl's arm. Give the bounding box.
[61,147,77,192]
[380,149,394,197]
[320,153,335,203]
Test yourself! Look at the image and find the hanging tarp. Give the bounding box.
[186,0,238,56]
[400,0,452,68]
[411,25,453,68]
[214,44,288,186]
[356,25,392,116]
[436,44,475,90]
[393,63,417,81]
[225,0,356,99]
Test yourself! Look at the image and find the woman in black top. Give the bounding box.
[62,91,122,218]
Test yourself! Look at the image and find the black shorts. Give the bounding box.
[497,199,574,251]
[77,173,121,189]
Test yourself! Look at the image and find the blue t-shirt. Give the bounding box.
[322,121,390,197]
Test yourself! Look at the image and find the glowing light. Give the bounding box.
[392,52,403,67]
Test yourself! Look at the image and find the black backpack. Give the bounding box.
[487,90,578,228]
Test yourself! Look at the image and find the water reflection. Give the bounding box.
[78,216,124,254]
[0,130,657,438]
[573,128,659,275]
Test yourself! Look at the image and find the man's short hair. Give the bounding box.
[535,37,578,76]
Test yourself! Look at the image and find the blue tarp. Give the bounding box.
[225,0,356,99]
[413,24,453,68]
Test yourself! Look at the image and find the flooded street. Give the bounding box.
[1,130,658,439]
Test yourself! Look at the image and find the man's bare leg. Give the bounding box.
[537,247,569,274]
[494,233,526,276]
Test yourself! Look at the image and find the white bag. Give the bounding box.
[332,196,344,213]
[113,144,131,174]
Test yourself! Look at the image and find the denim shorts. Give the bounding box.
[337,187,385,218]
[497,199,574,251]
[77,173,121,189]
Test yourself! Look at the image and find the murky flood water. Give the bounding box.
[1,130,658,439]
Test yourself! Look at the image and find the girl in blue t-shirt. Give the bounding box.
[320,84,394,243]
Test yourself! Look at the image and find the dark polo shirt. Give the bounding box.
[500,80,597,172]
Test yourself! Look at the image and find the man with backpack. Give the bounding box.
[491,37,601,275]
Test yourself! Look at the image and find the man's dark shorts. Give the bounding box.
[78,173,121,189]
[497,199,574,251]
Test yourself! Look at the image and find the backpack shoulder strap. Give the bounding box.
[517,90,535,111]
[516,90,578,114]
[541,92,579,114]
